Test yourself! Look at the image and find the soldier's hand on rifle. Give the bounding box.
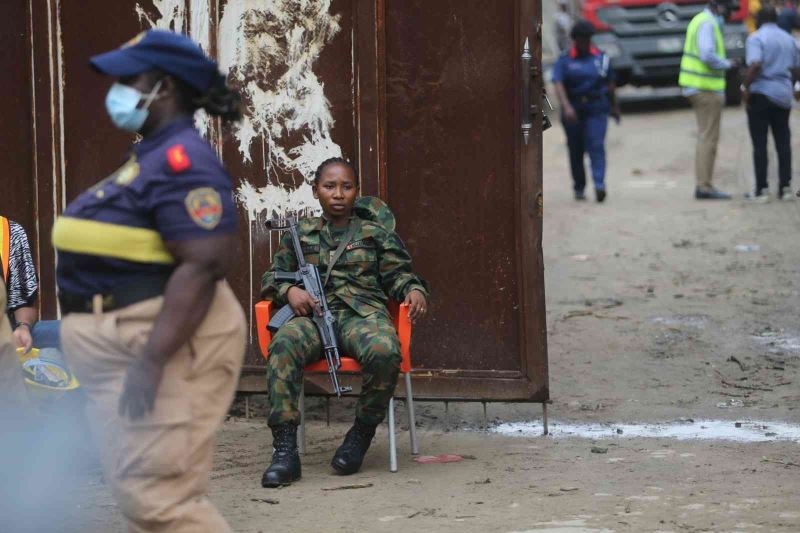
[288,286,322,316]
[404,289,428,323]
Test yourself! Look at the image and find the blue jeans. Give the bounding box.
[32,320,61,350]
[562,108,609,192]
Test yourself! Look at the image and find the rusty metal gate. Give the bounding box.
[1,0,547,403]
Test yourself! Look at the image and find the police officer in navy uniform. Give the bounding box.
[53,30,246,533]
[552,20,621,203]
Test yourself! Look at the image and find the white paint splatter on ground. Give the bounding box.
[623,179,678,190]
[651,315,709,329]
[492,419,800,443]
[508,518,614,533]
[752,331,800,356]
[219,0,343,220]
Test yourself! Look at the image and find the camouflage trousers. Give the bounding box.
[266,307,401,427]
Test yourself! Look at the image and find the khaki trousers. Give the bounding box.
[61,281,246,533]
[688,91,724,190]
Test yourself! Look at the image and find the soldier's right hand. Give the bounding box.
[287,286,322,316]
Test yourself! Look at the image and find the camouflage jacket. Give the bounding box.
[261,199,429,318]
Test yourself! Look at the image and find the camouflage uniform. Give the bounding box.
[261,197,428,427]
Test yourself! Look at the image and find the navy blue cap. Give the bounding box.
[90,30,219,92]
[570,20,596,38]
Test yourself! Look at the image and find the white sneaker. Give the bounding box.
[778,187,796,201]
[744,192,770,203]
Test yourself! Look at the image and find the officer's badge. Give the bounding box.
[185,188,223,230]
[115,160,140,185]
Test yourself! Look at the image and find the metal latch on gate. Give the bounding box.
[521,37,553,144]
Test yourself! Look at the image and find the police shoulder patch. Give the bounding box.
[166,144,192,173]
[184,187,223,230]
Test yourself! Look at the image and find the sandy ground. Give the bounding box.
[59,99,800,532]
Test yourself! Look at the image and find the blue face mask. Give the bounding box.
[104,80,162,132]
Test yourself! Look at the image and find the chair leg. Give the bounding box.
[404,372,419,455]
[388,397,398,473]
[542,402,549,436]
[299,386,306,455]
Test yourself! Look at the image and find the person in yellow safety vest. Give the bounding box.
[679,0,740,200]
[0,221,35,533]
[0,222,28,408]
[0,216,42,353]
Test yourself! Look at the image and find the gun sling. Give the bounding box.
[322,220,360,288]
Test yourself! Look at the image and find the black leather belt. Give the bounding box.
[58,274,170,315]
[572,94,604,104]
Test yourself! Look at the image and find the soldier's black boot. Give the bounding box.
[262,423,301,488]
[331,419,377,475]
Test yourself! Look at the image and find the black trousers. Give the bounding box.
[747,93,792,193]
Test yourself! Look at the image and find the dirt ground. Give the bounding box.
[66,97,800,532]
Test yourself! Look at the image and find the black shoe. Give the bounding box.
[262,423,301,488]
[695,187,731,200]
[596,189,606,203]
[574,190,586,201]
[331,419,377,475]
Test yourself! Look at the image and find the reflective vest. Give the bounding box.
[679,11,727,92]
[1,216,10,284]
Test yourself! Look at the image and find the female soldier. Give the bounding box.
[552,20,621,203]
[261,158,429,487]
[53,30,245,533]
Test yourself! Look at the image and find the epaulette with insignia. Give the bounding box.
[166,144,192,173]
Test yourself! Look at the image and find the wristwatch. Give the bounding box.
[14,322,32,331]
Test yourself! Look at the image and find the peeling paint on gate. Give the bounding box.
[135,0,186,32]
[135,0,213,136]
[219,0,343,221]
[133,1,345,344]
[134,0,345,221]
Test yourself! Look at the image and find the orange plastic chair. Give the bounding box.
[255,300,419,472]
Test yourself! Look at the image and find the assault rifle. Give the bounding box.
[265,216,352,397]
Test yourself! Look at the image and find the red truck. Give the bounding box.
[582,0,749,104]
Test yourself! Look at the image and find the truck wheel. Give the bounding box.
[725,70,742,107]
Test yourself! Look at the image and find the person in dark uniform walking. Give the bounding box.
[53,30,246,533]
[552,20,620,202]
